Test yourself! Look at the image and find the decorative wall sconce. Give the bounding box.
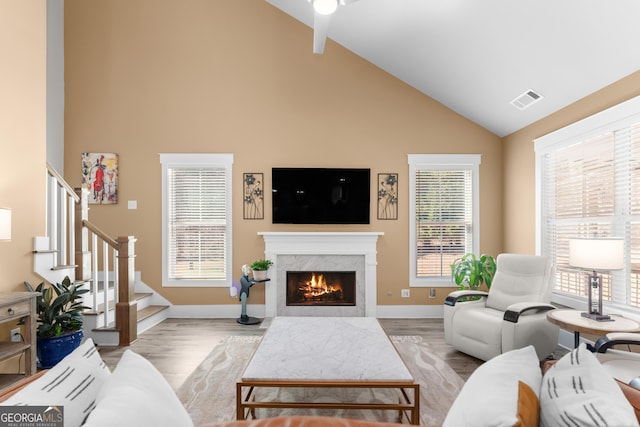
[569,237,624,321]
[0,208,11,241]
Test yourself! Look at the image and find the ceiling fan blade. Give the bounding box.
[313,12,331,54]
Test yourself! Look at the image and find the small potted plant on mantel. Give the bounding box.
[250,259,273,281]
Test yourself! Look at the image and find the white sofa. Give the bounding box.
[0,338,193,427]
[1,340,639,427]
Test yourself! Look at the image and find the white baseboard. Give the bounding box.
[169,304,265,319]
[375,305,444,318]
[558,328,595,351]
[168,304,443,319]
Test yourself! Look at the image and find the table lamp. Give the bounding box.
[569,238,624,321]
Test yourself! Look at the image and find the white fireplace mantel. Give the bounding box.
[258,232,383,318]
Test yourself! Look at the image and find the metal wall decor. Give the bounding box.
[243,173,264,220]
[377,173,398,220]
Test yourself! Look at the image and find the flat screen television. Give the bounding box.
[272,168,370,224]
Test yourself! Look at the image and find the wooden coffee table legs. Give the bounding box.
[236,380,420,424]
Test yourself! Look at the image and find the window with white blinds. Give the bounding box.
[160,153,233,287]
[535,95,640,312]
[408,154,480,287]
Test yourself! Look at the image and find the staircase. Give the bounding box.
[34,163,170,346]
[77,273,171,346]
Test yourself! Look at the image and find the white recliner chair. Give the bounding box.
[443,253,559,361]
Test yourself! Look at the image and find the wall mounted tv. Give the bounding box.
[272,168,370,224]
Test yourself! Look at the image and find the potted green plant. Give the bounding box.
[450,253,497,290]
[23,276,90,369]
[250,259,273,281]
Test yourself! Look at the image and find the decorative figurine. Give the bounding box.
[236,264,269,325]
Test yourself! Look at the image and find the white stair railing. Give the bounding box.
[87,231,120,330]
[76,202,136,346]
[45,163,79,273]
[40,163,138,346]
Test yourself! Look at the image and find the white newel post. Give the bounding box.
[259,232,383,318]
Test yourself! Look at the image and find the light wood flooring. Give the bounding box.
[97,318,484,390]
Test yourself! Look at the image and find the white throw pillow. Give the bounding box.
[442,345,542,427]
[1,338,110,427]
[540,343,639,427]
[83,349,193,427]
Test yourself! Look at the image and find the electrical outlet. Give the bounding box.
[401,289,410,298]
[428,288,437,299]
[10,328,21,343]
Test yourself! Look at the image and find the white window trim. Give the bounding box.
[535,95,640,317]
[408,154,481,287]
[160,153,234,287]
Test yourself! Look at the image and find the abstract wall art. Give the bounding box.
[81,153,119,204]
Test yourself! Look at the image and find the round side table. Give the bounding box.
[547,309,640,348]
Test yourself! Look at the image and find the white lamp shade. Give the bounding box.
[569,238,624,270]
[313,0,338,15]
[0,208,10,241]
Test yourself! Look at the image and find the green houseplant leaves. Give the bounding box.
[24,276,90,338]
[450,253,497,290]
[250,259,273,271]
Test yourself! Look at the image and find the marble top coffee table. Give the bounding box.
[236,317,420,424]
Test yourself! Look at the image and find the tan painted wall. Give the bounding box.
[0,1,47,291]
[0,0,47,371]
[503,70,640,254]
[62,0,503,307]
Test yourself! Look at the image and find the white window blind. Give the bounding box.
[160,154,233,287]
[540,133,617,300]
[535,95,640,313]
[408,154,480,287]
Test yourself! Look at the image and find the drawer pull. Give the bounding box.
[7,308,14,316]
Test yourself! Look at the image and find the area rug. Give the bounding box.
[176,335,464,426]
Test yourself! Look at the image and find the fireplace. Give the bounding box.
[259,232,383,317]
[286,271,356,306]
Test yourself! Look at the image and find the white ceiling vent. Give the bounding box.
[510,89,543,110]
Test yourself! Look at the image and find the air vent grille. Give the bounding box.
[511,89,543,110]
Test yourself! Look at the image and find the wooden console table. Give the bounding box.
[0,292,37,390]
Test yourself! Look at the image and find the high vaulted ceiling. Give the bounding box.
[266,0,640,137]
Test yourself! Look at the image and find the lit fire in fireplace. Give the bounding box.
[300,273,343,299]
[286,270,355,306]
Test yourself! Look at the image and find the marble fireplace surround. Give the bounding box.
[259,232,383,318]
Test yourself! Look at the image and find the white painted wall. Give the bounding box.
[47,0,64,173]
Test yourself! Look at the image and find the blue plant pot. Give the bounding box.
[37,329,84,369]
